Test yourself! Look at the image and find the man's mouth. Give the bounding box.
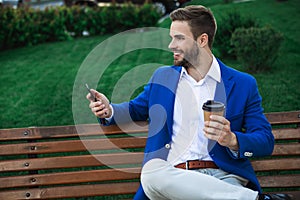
[173,50,183,60]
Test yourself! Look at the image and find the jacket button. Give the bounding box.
[165,144,171,149]
[244,152,253,157]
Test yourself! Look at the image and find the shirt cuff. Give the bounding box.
[105,104,114,121]
[98,104,113,125]
[229,149,239,158]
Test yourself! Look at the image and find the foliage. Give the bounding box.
[214,10,259,58]
[0,4,161,50]
[231,26,284,73]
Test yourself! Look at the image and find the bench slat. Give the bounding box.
[272,143,300,156]
[0,121,148,141]
[0,182,140,200]
[0,126,78,141]
[1,139,296,157]
[252,158,300,171]
[258,174,300,188]
[265,111,300,125]
[0,153,144,172]
[272,128,300,140]
[0,168,140,189]
[1,111,298,141]
[0,137,147,156]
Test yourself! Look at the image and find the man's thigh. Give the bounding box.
[198,168,249,187]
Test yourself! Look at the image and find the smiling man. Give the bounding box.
[87,5,291,200]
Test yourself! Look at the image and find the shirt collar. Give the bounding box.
[208,55,221,83]
[179,55,221,83]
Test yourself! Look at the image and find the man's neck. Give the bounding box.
[186,51,213,82]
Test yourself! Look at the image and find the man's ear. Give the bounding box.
[197,33,209,48]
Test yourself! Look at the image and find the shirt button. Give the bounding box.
[165,143,171,149]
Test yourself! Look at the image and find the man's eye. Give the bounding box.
[173,35,185,40]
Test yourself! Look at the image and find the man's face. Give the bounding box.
[168,21,199,68]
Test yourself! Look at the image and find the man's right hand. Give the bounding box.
[86,89,112,119]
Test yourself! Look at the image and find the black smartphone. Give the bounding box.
[85,83,96,102]
[86,83,108,117]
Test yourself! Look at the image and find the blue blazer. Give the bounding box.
[108,59,274,200]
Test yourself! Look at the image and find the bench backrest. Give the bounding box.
[253,111,300,199]
[0,111,299,199]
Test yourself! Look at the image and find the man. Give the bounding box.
[87,5,291,200]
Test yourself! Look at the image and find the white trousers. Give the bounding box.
[141,159,258,200]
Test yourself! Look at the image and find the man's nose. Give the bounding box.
[168,39,176,50]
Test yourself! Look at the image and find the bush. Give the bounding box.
[230,26,283,73]
[214,10,259,58]
[0,4,161,50]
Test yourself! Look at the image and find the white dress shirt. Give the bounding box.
[167,56,221,166]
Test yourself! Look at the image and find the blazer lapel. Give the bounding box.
[216,59,235,109]
[208,59,234,152]
[165,66,182,138]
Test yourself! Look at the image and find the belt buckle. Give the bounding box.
[185,160,190,170]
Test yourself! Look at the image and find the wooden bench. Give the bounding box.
[0,111,299,199]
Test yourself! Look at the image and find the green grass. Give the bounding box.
[0,36,107,128]
[0,0,299,129]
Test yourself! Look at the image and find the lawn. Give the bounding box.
[0,0,299,129]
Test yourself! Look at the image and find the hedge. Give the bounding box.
[214,10,259,58]
[0,4,161,50]
[231,26,283,73]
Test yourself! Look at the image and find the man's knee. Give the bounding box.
[141,159,171,194]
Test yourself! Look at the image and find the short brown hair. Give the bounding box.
[170,5,217,49]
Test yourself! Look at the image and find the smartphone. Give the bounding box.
[86,83,108,117]
[85,83,96,102]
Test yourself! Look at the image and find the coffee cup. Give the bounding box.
[202,100,225,121]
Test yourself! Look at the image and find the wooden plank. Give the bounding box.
[0,137,147,156]
[1,129,297,157]
[0,152,144,172]
[75,122,148,136]
[0,168,141,189]
[1,111,299,141]
[265,111,300,125]
[0,126,78,141]
[0,121,148,141]
[252,158,300,171]
[272,143,300,156]
[258,174,300,188]
[272,128,300,140]
[0,182,140,199]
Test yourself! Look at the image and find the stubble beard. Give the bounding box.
[173,44,200,69]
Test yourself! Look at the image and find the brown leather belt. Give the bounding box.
[175,160,218,170]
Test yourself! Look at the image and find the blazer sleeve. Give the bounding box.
[233,76,274,159]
